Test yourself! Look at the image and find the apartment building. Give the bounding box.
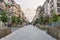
[40,0,60,17]
[40,1,50,17]
[12,1,22,18]
[50,0,60,15]
[44,0,60,16]
[32,6,41,24]
[36,6,41,18]
[0,0,13,13]
[36,0,60,24]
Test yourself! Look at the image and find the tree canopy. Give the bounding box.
[1,10,8,22]
[12,15,21,24]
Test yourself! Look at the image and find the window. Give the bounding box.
[57,8,60,13]
[50,10,53,14]
[57,3,60,7]
[50,5,53,9]
[46,0,49,3]
[47,0,49,3]
[0,3,2,8]
[46,4,48,12]
[51,0,53,2]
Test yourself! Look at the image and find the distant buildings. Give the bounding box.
[34,6,41,20]
[22,13,29,26]
[32,6,41,24]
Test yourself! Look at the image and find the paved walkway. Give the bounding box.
[1,25,56,40]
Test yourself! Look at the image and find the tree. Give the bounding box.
[35,19,39,24]
[12,15,21,25]
[16,17,21,24]
[35,16,43,24]
[0,10,9,26]
[12,15,17,25]
[58,16,60,22]
[44,15,49,24]
[1,10,8,23]
[52,12,58,22]
[51,10,58,27]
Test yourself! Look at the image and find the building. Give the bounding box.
[40,0,60,17]
[11,1,23,21]
[0,0,6,27]
[32,6,41,24]
[8,0,23,25]
[22,12,29,25]
[0,0,23,26]
[38,0,60,21]
[49,0,60,16]
[35,6,41,20]
[0,0,13,16]
[36,0,60,25]
[11,1,23,18]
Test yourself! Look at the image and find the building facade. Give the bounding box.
[40,0,60,17]
[0,0,23,26]
[32,6,41,24]
[36,0,60,25]
[12,2,22,17]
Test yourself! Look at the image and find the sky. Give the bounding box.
[14,0,46,22]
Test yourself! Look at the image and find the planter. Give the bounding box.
[0,27,12,39]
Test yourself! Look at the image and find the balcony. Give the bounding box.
[57,0,60,3]
[0,3,4,10]
[0,0,4,2]
[46,0,49,3]
[57,3,60,7]
[50,9,53,15]
[5,1,12,7]
[0,6,3,9]
[50,4,53,8]
[50,2,53,5]
[8,1,12,6]
[10,0,14,5]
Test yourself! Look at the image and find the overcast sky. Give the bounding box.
[14,0,46,10]
[14,0,46,22]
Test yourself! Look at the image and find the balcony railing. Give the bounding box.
[57,0,60,2]
[57,3,60,7]
[57,0,60,3]
[8,1,12,6]
[46,0,49,3]
[0,3,3,10]
[0,0,4,2]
